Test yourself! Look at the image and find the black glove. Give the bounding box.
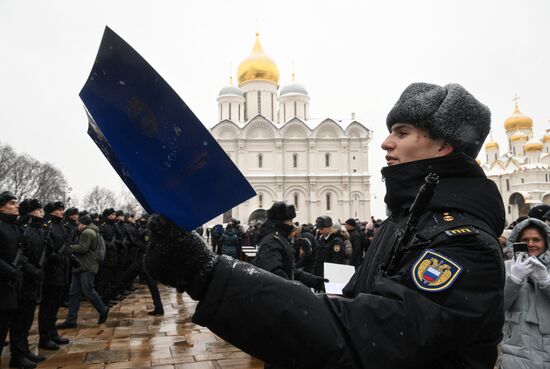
[294,268,329,292]
[144,214,218,300]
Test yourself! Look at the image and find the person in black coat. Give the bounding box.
[11,199,47,364]
[144,82,505,368]
[345,218,366,270]
[38,201,70,351]
[0,192,39,369]
[96,208,120,305]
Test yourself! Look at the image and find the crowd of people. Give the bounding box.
[208,215,382,277]
[0,192,163,369]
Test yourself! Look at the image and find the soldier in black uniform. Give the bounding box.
[0,192,39,369]
[96,208,118,306]
[119,215,163,315]
[38,201,71,351]
[252,202,327,294]
[11,199,47,365]
[144,83,505,369]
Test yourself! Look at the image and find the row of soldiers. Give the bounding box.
[0,191,159,369]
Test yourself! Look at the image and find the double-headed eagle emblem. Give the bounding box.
[411,249,463,292]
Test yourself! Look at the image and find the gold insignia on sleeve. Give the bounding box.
[333,244,341,253]
[444,227,479,237]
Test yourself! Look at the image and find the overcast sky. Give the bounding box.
[1,0,549,219]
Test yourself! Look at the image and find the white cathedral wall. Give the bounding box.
[206,132,372,226]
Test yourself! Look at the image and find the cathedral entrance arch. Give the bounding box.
[509,193,529,220]
[248,209,267,225]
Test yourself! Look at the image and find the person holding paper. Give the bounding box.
[145,82,505,369]
[251,202,327,293]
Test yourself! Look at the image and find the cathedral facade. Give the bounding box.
[481,101,550,224]
[208,34,372,225]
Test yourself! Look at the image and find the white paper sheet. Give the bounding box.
[323,262,356,295]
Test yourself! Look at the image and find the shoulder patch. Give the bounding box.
[444,226,479,238]
[411,249,463,292]
[333,244,341,253]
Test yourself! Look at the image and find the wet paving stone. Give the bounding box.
[0,284,263,369]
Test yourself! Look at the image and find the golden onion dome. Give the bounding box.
[510,130,528,142]
[543,130,550,143]
[524,138,543,152]
[237,33,279,86]
[504,103,533,131]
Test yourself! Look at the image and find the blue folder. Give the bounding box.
[80,26,256,230]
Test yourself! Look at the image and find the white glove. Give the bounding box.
[528,257,550,288]
[510,254,533,284]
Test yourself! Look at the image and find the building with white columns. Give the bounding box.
[481,101,550,224]
[208,34,372,225]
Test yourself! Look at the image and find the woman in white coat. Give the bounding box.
[502,218,550,369]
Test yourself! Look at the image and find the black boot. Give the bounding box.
[25,352,45,363]
[51,335,69,345]
[38,337,59,351]
[9,356,37,369]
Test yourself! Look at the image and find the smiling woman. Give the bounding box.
[502,218,550,369]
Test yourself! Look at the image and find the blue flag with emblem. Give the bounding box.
[80,26,256,230]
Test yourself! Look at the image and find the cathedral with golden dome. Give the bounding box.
[209,34,372,225]
[481,99,550,223]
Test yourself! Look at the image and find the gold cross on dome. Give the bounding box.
[513,94,520,110]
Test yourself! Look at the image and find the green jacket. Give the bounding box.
[70,223,100,274]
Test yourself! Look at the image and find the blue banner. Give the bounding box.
[80,26,256,230]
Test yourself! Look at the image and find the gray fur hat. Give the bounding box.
[386,82,491,158]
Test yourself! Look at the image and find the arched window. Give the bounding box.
[326,193,331,211]
[229,103,232,120]
[294,101,297,117]
[258,153,263,168]
[293,153,298,168]
[325,153,331,167]
[259,193,264,208]
[294,193,299,209]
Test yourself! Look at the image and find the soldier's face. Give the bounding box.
[30,208,44,218]
[0,200,19,216]
[51,209,64,218]
[381,124,453,166]
[520,227,546,257]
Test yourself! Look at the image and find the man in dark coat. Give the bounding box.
[12,199,47,364]
[145,83,505,369]
[96,208,118,305]
[39,201,70,351]
[0,192,39,369]
[252,202,326,294]
[345,218,365,269]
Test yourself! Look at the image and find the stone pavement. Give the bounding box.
[1,284,263,369]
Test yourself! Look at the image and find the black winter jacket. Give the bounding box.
[43,215,69,286]
[193,153,506,369]
[18,215,45,301]
[0,213,20,310]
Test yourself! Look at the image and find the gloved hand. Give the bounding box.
[510,254,533,284]
[294,269,329,292]
[528,257,550,288]
[144,214,218,300]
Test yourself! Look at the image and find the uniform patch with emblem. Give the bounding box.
[333,244,341,253]
[144,235,150,242]
[411,249,463,292]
